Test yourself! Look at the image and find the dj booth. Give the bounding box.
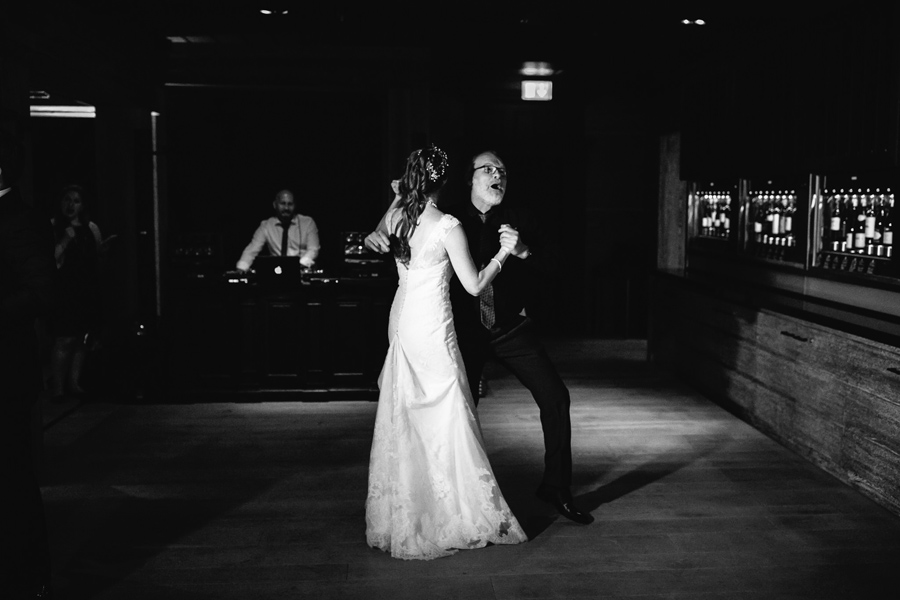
[165,233,395,398]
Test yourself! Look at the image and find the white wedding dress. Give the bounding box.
[366,212,528,560]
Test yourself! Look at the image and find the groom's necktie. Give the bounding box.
[478,213,496,329]
[278,219,291,256]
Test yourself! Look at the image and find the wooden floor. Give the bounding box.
[38,339,900,599]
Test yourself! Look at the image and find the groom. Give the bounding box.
[445,150,592,525]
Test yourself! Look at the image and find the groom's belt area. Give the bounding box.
[489,314,528,342]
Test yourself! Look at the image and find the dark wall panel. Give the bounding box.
[163,87,385,272]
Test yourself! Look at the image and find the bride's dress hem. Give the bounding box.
[366,528,527,561]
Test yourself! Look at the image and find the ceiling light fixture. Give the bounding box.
[519,61,555,77]
[30,105,96,119]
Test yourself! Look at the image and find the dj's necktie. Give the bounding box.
[279,220,290,256]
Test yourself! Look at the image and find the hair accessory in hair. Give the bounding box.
[424,145,448,182]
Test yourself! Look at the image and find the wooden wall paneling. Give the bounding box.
[752,311,850,463]
[666,297,747,402]
[672,334,765,425]
[729,369,792,449]
[759,310,900,403]
[650,274,900,516]
[754,311,822,364]
[843,392,900,513]
[657,132,686,274]
[677,283,758,337]
[817,334,900,406]
[752,344,846,468]
[680,317,758,384]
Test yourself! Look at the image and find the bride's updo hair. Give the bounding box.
[390,144,449,265]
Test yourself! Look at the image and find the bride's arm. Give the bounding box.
[445,224,511,296]
[364,181,402,253]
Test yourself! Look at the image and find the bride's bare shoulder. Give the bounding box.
[418,207,444,226]
[430,209,447,220]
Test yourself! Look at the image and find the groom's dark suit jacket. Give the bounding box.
[447,199,558,341]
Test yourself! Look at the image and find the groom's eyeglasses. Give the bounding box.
[474,164,508,178]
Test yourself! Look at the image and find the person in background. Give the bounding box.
[48,184,113,401]
[0,129,56,598]
[236,189,320,271]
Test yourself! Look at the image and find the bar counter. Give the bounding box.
[166,269,396,398]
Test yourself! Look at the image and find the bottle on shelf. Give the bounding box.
[827,189,844,249]
[842,191,854,251]
[884,189,894,255]
[783,193,794,235]
[864,189,877,249]
[769,193,781,241]
[700,192,711,236]
[720,193,731,237]
[762,194,774,244]
[783,192,796,246]
[710,193,721,236]
[853,193,867,254]
[752,193,764,243]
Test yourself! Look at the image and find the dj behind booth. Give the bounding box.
[166,226,394,399]
[235,189,321,273]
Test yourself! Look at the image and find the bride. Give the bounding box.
[365,145,528,560]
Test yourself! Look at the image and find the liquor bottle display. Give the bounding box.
[746,188,801,262]
[698,190,732,238]
[687,182,738,251]
[686,173,898,283]
[817,187,894,276]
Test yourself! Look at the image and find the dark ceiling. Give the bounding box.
[158,1,855,90]
[8,1,863,100]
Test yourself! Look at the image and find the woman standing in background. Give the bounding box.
[48,184,113,400]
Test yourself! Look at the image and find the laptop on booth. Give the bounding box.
[254,255,303,286]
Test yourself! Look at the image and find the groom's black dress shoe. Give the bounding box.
[536,485,594,525]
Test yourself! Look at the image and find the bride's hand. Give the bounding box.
[364,230,391,254]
